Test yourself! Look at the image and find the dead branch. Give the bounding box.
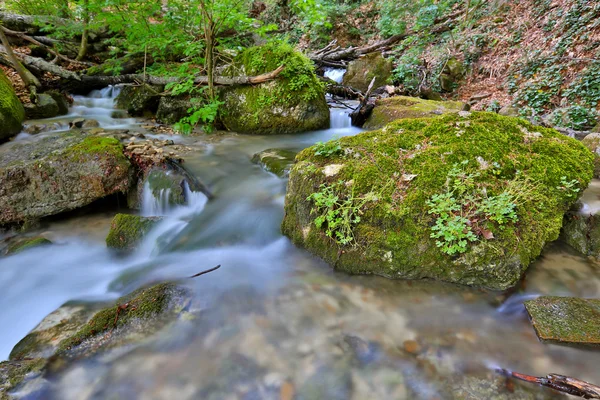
[189,265,221,278]
[497,368,600,399]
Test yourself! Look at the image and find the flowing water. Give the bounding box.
[1,89,599,399]
[324,68,346,84]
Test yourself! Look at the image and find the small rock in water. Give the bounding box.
[403,339,421,355]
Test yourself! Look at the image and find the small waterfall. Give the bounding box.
[330,107,352,129]
[324,68,346,84]
[70,84,137,129]
[141,182,173,216]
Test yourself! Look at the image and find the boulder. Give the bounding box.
[0,132,132,225]
[524,296,600,347]
[155,96,191,125]
[439,57,465,92]
[46,90,69,115]
[115,84,161,116]
[581,132,600,178]
[342,52,393,92]
[24,93,59,119]
[363,96,464,130]
[220,43,330,135]
[55,282,190,359]
[251,148,297,177]
[106,213,162,251]
[0,70,25,141]
[561,212,600,258]
[281,112,594,290]
[0,358,45,399]
[4,236,52,255]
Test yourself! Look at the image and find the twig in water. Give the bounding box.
[189,264,221,278]
[496,368,600,399]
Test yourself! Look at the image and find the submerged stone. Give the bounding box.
[106,213,162,251]
[282,112,594,290]
[220,43,330,135]
[342,52,393,92]
[524,296,600,347]
[251,148,297,177]
[55,282,190,359]
[0,132,132,225]
[0,70,25,142]
[4,236,52,255]
[363,96,464,130]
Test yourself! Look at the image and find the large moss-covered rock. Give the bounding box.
[55,282,190,358]
[106,213,162,251]
[524,296,600,347]
[0,70,25,142]
[363,96,464,130]
[220,43,329,135]
[24,93,59,119]
[282,112,594,290]
[4,236,52,255]
[439,57,465,92]
[0,132,132,225]
[155,96,191,125]
[342,52,393,92]
[115,84,161,116]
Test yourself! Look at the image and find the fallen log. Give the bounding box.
[320,76,363,100]
[497,368,600,399]
[0,12,72,35]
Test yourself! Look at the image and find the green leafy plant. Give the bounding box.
[313,140,342,157]
[307,181,377,245]
[557,176,580,198]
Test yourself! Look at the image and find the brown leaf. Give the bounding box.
[482,229,494,240]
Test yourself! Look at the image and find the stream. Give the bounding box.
[1,88,599,399]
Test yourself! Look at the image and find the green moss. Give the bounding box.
[343,52,393,92]
[251,148,297,177]
[221,43,329,134]
[56,282,187,355]
[282,112,594,289]
[364,96,464,130]
[524,296,600,347]
[106,214,162,251]
[5,236,51,255]
[0,69,25,141]
[0,358,45,398]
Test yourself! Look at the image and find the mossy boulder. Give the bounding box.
[0,132,132,225]
[581,133,600,178]
[251,148,297,177]
[4,236,51,255]
[156,96,192,125]
[220,43,329,135]
[524,296,600,347]
[363,96,464,130]
[0,70,25,142]
[561,212,600,258]
[439,57,465,92]
[46,90,69,115]
[0,358,45,400]
[115,84,161,117]
[342,52,393,92]
[55,282,190,358]
[282,112,594,290]
[24,93,59,119]
[106,213,162,251]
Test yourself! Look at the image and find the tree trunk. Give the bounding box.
[76,0,89,61]
[0,25,40,99]
[205,22,215,100]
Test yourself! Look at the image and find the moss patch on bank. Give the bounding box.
[5,237,52,255]
[282,112,594,289]
[221,42,330,134]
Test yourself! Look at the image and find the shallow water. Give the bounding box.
[1,90,599,399]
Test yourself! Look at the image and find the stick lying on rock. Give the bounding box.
[189,265,221,279]
[497,368,600,399]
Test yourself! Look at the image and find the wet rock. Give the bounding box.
[561,212,600,258]
[0,70,25,142]
[46,90,69,115]
[452,374,563,399]
[297,364,352,400]
[220,43,330,135]
[69,118,85,128]
[582,133,600,178]
[22,123,59,135]
[0,358,45,400]
[282,112,594,290]
[524,296,600,347]
[9,304,99,360]
[155,96,191,125]
[499,105,520,117]
[105,213,162,251]
[81,119,100,128]
[342,52,393,92]
[55,282,191,359]
[111,110,129,119]
[251,148,297,177]
[115,83,161,116]
[4,236,51,255]
[0,132,132,225]
[363,96,464,130]
[24,93,59,119]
